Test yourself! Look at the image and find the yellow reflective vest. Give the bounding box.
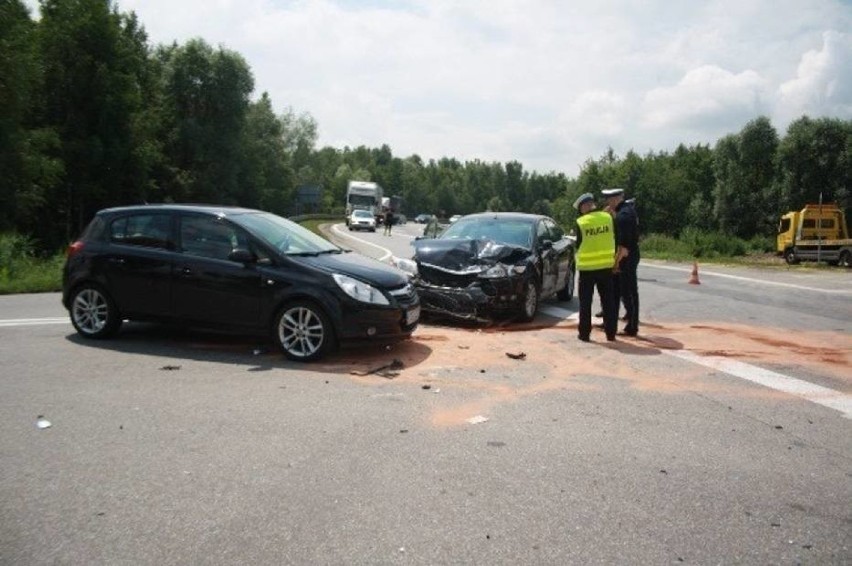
[576,211,615,271]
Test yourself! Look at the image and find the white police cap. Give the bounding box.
[601,188,625,197]
[573,192,594,210]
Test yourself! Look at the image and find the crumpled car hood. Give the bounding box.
[413,238,530,274]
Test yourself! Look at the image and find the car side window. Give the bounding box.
[180,215,242,261]
[110,213,173,249]
[544,219,563,241]
[536,220,549,244]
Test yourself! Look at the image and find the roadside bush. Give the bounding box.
[0,233,35,280]
[679,228,747,258]
[0,233,64,294]
[746,235,775,254]
[641,233,692,257]
[641,230,749,259]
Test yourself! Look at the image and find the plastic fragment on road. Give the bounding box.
[505,351,526,360]
[36,416,51,429]
[350,359,405,378]
[467,415,489,425]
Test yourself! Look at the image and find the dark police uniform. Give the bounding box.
[575,205,617,341]
[614,198,640,335]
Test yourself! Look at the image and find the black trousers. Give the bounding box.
[578,268,617,339]
[618,249,640,333]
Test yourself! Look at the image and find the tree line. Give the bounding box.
[1,0,850,254]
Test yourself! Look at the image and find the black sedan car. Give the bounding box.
[62,205,420,361]
[396,212,575,322]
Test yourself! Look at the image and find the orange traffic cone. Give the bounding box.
[688,261,701,285]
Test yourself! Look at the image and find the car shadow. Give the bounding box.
[63,322,434,376]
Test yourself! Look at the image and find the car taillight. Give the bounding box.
[66,241,85,258]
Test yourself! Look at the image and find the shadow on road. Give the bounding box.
[63,322,435,377]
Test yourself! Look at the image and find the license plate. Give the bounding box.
[405,305,421,325]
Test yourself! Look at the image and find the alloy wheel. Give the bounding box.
[277,305,326,359]
[72,288,110,335]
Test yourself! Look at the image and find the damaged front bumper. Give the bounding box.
[413,275,527,322]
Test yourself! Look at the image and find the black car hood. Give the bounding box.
[297,251,408,288]
[413,238,530,272]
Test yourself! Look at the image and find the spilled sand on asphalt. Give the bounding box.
[322,318,851,427]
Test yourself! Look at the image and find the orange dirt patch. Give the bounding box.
[310,318,851,427]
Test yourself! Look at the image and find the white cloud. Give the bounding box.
[642,65,769,131]
[777,30,852,125]
[21,0,852,174]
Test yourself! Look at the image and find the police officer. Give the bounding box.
[602,188,640,336]
[573,193,617,342]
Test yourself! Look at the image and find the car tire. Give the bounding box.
[839,250,852,268]
[518,279,539,322]
[557,265,575,301]
[273,300,336,362]
[784,248,799,265]
[348,225,353,231]
[69,284,122,339]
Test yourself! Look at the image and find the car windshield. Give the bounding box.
[439,217,534,249]
[231,212,340,256]
[353,210,372,218]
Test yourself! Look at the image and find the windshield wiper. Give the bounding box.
[285,249,343,257]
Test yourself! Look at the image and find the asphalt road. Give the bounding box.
[1,225,850,565]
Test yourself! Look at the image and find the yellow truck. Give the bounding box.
[776,203,852,267]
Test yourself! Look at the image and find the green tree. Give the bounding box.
[713,117,779,238]
[777,116,851,214]
[0,0,49,232]
[157,38,254,204]
[238,92,293,214]
[37,0,154,246]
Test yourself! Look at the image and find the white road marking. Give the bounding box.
[536,306,851,419]
[643,262,852,295]
[330,223,394,262]
[539,305,579,321]
[666,350,852,419]
[0,318,69,327]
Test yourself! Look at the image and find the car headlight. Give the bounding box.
[480,264,525,278]
[481,264,508,278]
[393,258,419,277]
[332,273,390,305]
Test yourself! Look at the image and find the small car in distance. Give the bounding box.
[415,214,433,224]
[62,204,419,361]
[449,214,462,224]
[396,212,575,323]
[348,209,377,232]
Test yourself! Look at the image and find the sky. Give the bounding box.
[25,0,852,176]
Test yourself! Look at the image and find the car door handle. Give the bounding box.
[108,257,126,264]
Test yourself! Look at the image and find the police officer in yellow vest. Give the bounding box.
[573,192,617,342]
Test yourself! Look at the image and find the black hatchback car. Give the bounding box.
[62,205,420,361]
[396,212,575,322]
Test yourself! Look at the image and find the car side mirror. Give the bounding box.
[228,248,256,264]
[540,239,553,251]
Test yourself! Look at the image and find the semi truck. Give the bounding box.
[776,203,852,267]
[345,181,383,226]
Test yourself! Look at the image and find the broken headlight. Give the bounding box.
[393,257,419,277]
[480,264,526,278]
